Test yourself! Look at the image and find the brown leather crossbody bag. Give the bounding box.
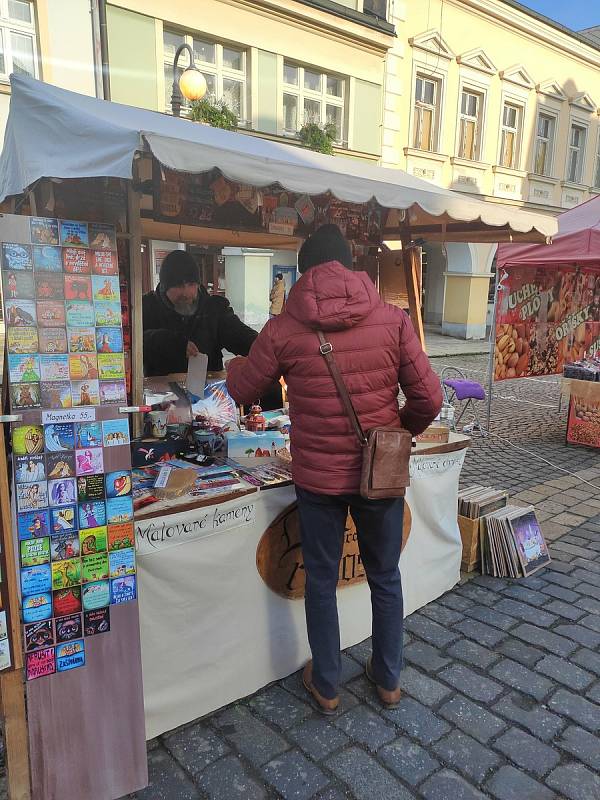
[317,332,412,500]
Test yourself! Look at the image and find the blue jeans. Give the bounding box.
[296,487,405,700]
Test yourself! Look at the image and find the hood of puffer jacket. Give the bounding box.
[285,261,382,331]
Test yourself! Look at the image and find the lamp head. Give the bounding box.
[179,67,207,102]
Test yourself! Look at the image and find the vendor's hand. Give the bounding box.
[186,341,201,359]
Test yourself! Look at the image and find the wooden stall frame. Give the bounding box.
[0,330,31,800]
[0,162,443,800]
[402,243,426,350]
[0,189,147,799]
[127,176,144,438]
[0,423,31,800]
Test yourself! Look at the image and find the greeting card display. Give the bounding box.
[38,327,68,354]
[33,245,62,271]
[35,272,64,300]
[4,270,34,298]
[7,327,39,354]
[11,382,41,409]
[0,216,137,681]
[3,242,33,269]
[54,613,82,643]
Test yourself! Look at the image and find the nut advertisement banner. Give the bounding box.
[494,265,600,381]
[567,382,600,449]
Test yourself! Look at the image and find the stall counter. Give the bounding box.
[135,434,469,738]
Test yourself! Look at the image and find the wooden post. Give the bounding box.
[212,255,220,295]
[140,239,151,296]
[0,671,30,800]
[0,412,31,798]
[402,243,426,351]
[127,180,144,438]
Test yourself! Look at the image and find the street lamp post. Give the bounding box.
[171,43,208,117]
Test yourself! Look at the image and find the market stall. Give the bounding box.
[495,197,600,447]
[0,74,557,800]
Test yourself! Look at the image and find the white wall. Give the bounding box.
[271,250,298,268]
[243,253,272,329]
[223,248,298,330]
[42,0,97,96]
[0,95,10,139]
[223,248,272,330]
[423,243,446,326]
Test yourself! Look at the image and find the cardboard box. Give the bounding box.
[225,431,286,458]
[458,514,481,572]
[416,424,450,444]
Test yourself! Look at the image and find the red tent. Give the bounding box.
[497,194,600,267]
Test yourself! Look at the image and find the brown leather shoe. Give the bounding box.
[302,662,339,716]
[366,657,402,709]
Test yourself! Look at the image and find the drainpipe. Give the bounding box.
[90,1,102,98]
[98,0,111,100]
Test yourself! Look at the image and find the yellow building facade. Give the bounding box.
[383,0,600,338]
[2,1,600,337]
[104,0,393,160]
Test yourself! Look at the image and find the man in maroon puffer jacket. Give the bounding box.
[227,224,442,714]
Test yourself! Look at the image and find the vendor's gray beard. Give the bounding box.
[171,299,198,316]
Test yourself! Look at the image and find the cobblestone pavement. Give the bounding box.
[0,348,597,798]
[116,355,600,799]
[424,328,490,358]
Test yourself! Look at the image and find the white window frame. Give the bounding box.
[280,60,346,146]
[457,86,486,161]
[498,98,525,170]
[0,0,38,83]
[412,73,441,153]
[565,119,588,185]
[594,130,600,189]
[412,72,443,152]
[408,57,448,156]
[162,28,248,124]
[532,108,558,178]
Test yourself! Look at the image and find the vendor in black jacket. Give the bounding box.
[143,250,258,376]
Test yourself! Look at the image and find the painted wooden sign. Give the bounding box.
[256,502,412,599]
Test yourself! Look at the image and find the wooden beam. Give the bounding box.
[140,238,152,296]
[0,670,30,800]
[0,412,31,798]
[403,245,426,351]
[212,255,220,296]
[140,218,301,250]
[127,181,144,439]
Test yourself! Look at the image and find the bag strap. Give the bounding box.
[317,331,367,447]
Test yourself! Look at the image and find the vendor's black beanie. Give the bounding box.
[297,224,353,274]
[159,250,200,290]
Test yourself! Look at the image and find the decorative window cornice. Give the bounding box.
[456,48,497,75]
[409,29,455,60]
[499,64,535,89]
[536,79,566,102]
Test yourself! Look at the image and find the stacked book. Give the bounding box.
[458,486,509,519]
[480,506,551,578]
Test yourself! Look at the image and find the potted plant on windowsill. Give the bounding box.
[189,98,238,130]
[298,122,337,155]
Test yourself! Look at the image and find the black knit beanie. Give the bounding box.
[159,250,200,290]
[297,224,353,274]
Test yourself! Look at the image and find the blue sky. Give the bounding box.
[519,1,599,30]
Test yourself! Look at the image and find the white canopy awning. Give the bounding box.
[0,75,556,243]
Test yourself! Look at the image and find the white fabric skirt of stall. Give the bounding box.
[135,445,467,738]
